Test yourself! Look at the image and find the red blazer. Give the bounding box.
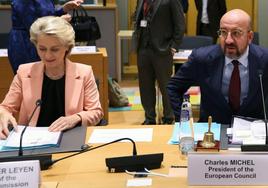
[0,59,103,126]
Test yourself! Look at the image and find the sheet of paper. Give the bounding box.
[127,178,152,187]
[4,125,61,148]
[0,49,7,57]
[174,50,192,59]
[71,46,96,54]
[88,128,153,143]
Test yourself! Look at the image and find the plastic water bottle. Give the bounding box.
[180,94,192,122]
[179,94,194,157]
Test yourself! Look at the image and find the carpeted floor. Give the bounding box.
[109,86,200,112]
[109,87,143,112]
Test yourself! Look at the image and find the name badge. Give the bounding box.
[140,20,147,27]
[188,152,268,185]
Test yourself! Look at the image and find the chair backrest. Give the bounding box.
[252,32,259,45]
[0,33,9,48]
[179,35,213,50]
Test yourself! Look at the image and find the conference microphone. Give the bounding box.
[0,99,52,170]
[43,137,163,172]
[241,70,268,151]
[19,99,42,156]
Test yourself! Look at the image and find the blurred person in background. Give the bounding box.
[8,0,83,73]
[195,0,226,44]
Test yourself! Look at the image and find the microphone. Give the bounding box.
[0,99,52,170]
[19,99,42,156]
[44,138,163,172]
[241,70,268,151]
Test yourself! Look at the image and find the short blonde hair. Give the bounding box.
[30,16,75,53]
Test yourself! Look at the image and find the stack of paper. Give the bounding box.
[0,126,62,152]
[229,116,266,145]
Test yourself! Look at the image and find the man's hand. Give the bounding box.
[171,48,177,56]
[48,114,81,132]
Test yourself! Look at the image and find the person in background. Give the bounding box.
[167,9,268,125]
[0,16,103,139]
[180,0,189,14]
[195,0,226,44]
[8,0,84,74]
[132,0,185,125]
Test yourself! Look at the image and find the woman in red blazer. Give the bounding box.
[0,16,103,139]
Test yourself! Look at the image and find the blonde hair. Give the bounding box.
[30,16,75,54]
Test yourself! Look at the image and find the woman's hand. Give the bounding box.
[61,14,72,22]
[48,114,81,132]
[0,111,17,139]
[63,0,84,13]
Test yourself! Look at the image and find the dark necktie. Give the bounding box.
[229,60,241,113]
[143,0,150,16]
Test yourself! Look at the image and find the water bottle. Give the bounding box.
[179,94,194,157]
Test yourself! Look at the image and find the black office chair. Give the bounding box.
[179,35,213,50]
[174,35,213,73]
[0,33,9,48]
[252,32,259,45]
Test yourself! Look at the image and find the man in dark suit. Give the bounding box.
[132,0,185,125]
[195,0,226,44]
[167,9,268,124]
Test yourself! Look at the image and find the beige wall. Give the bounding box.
[186,0,258,36]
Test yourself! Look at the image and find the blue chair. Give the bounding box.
[179,35,213,50]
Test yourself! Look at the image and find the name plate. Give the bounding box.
[0,160,40,188]
[188,152,268,185]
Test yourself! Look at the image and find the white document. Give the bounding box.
[71,46,96,54]
[4,125,62,148]
[174,50,192,59]
[0,49,7,57]
[88,128,153,143]
[232,117,266,144]
[127,178,152,187]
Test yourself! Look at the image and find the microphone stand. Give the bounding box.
[241,73,268,151]
[44,137,163,172]
[0,99,52,170]
[47,137,137,166]
[18,99,42,156]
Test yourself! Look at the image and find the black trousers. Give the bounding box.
[137,47,174,123]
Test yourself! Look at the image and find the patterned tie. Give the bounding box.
[228,60,241,113]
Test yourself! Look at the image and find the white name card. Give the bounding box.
[0,160,40,188]
[188,152,268,185]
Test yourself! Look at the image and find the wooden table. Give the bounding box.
[41,125,187,188]
[40,124,268,188]
[0,47,109,123]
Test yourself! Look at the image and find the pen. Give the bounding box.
[171,165,188,168]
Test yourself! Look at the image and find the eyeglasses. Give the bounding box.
[217,29,246,39]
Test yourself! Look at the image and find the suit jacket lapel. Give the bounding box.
[206,47,230,109]
[136,0,144,21]
[150,0,161,21]
[65,60,83,116]
[240,45,262,110]
[22,63,44,125]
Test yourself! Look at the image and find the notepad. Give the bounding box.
[168,122,221,144]
[1,126,62,151]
